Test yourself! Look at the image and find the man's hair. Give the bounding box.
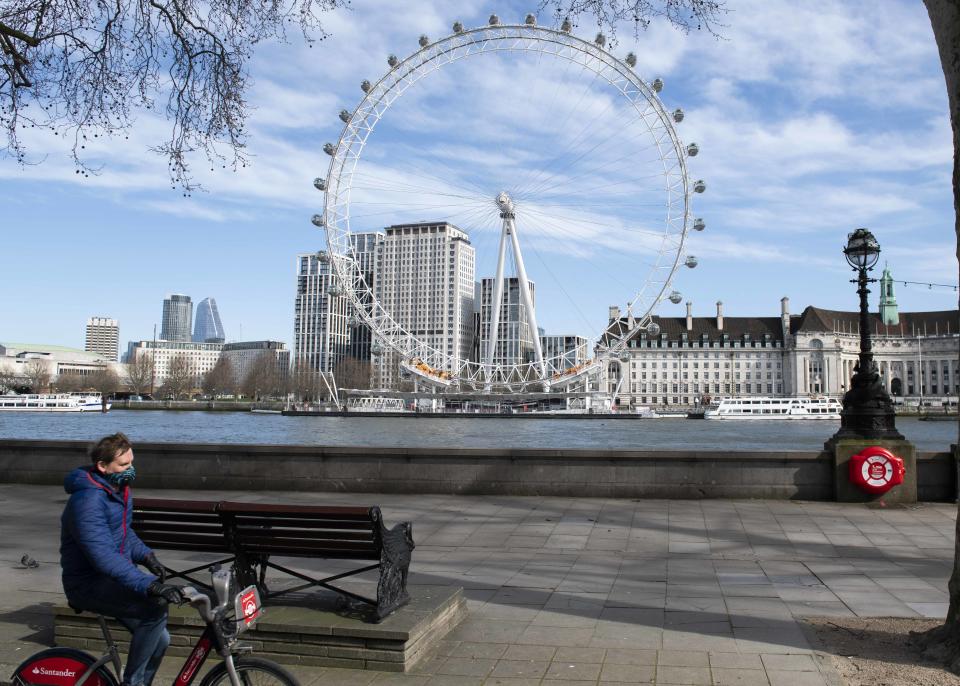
[89,432,133,466]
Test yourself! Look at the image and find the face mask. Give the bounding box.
[104,466,136,487]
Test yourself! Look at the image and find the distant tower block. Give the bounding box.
[161,294,193,341]
[193,297,226,343]
[85,317,119,362]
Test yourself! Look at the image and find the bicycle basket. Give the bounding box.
[233,585,263,633]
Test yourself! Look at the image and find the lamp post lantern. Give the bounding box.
[833,228,903,440]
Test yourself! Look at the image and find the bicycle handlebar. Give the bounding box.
[179,586,216,624]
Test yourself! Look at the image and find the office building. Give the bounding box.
[293,252,351,374]
[221,341,289,386]
[540,334,589,371]
[193,297,226,343]
[478,277,536,368]
[347,233,385,361]
[161,294,193,341]
[85,317,119,362]
[373,221,475,389]
[127,340,222,386]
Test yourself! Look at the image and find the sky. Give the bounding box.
[0,0,955,353]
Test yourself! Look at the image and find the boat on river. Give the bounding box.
[704,396,841,420]
[0,393,109,412]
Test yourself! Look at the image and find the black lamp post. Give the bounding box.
[833,228,903,440]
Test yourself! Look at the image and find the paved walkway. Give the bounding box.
[0,484,955,686]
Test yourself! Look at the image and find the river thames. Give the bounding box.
[0,411,955,451]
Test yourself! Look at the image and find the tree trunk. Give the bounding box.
[912,0,960,672]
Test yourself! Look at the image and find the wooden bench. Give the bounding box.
[131,498,415,621]
[130,498,234,589]
[219,501,414,621]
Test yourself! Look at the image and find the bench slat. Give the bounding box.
[133,514,224,526]
[224,516,373,530]
[235,526,376,545]
[135,498,220,512]
[240,544,380,559]
[219,502,372,517]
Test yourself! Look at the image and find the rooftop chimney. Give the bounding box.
[716,301,724,331]
[686,302,693,331]
[781,296,790,336]
[608,305,621,322]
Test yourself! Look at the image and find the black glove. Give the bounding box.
[147,581,183,605]
[143,553,166,582]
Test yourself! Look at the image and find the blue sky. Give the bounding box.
[0,0,955,352]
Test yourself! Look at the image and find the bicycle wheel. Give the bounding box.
[199,658,299,686]
[11,647,119,686]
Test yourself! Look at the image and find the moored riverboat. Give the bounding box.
[704,396,841,420]
[0,393,109,412]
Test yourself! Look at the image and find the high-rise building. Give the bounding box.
[193,297,226,343]
[478,277,536,368]
[540,334,589,370]
[85,317,119,362]
[293,252,351,374]
[373,221,475,389]
[161,294,193,341]
[347,233,385,361]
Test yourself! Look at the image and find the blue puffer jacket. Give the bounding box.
[60,466,156,598]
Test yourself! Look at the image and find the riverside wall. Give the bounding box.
[0,439,954,501]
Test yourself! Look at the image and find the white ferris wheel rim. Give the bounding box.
[320,20,693,389]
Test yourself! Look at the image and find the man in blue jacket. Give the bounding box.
[61,433,182,686]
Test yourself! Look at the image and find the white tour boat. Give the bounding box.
[346,396,409,413]
[704,396,842,420]
[0,393,110,412]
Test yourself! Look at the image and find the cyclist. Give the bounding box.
[60,432,183,686]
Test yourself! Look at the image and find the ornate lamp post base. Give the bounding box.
[831,367,904,441]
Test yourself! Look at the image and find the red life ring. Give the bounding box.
[849,446,905,494]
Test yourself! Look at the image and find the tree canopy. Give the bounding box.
[0,0,344,190]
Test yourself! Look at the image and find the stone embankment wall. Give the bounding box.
[0,439,953,500]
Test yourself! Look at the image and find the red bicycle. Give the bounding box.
[11,568,298,686]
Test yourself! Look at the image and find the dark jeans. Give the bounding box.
[68,578,170,686]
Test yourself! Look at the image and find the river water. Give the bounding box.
[0,411,955,452]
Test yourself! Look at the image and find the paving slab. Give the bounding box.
[0,485,956,686]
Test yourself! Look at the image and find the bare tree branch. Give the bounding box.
[0,0,345,190]
[538,0,727,41]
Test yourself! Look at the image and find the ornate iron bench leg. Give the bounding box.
[375,521,415,621]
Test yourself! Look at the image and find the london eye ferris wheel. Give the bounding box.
[312,13,705,392]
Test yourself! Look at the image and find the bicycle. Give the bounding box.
[10,567,299,686]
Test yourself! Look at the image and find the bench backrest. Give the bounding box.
[132,497,230,553]
[218,501,382,561]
